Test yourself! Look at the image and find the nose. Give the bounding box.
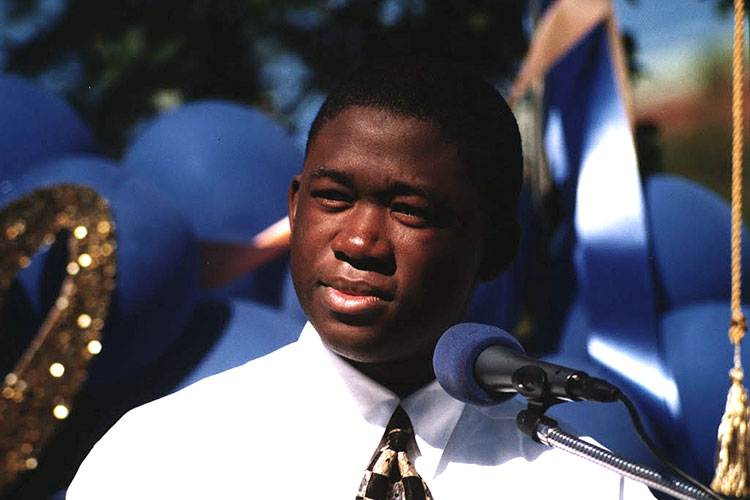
[331,203,395,275]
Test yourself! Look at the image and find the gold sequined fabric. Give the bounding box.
[0,186,116,491]
[356,406,433,500]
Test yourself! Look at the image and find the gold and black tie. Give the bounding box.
[355,406,433,500]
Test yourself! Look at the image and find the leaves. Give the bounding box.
[2,0,527,156]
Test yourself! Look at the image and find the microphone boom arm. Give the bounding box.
[515,407,713,500]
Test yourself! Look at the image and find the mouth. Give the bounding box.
[320,278,392,316]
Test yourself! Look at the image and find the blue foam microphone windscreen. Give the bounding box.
[433,322,525,405]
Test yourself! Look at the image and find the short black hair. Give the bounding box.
[306,57,523,227]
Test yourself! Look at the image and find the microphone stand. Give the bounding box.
[516,406,713,500]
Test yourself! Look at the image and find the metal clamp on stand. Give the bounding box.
[515,406,714,500]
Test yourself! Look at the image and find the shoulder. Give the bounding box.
[133,337,302,421]
[67,338,306,499]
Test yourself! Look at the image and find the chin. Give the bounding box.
[320,321,439,367]
[316,322,389,361]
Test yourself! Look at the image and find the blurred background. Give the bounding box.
[617,0,747,205]
[1,0,749,499]
[0,0,743,194]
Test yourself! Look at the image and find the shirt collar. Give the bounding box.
[402,379,465,479]
[298,322,466,480]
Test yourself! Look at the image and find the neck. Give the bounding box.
[342,351,436,398]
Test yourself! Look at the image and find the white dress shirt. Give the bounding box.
[67,323,655,499]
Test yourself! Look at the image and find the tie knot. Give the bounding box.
[386,428,411,452]
[384,406,414,452]
[386,406,413,432]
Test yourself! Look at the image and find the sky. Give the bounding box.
[614,0,732,52]
[613,0,737,104]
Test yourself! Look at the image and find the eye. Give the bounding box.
[312,189,352,210]
[391,202,433,227]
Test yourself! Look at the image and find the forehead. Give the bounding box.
[304,106,476,198]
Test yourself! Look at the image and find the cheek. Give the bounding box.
[289,236,325,321]
[291,199,328,251]
[396,232,481,307]
[289,212,327,286]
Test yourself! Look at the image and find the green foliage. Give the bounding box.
[705,0,733,14]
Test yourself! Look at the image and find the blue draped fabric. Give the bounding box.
[541,16,684,467]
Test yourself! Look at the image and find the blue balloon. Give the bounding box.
[0,74,95,181]
[660,301,740,481]
[122,101,303,305]
[646,174,750,310]
[0,156,200,386]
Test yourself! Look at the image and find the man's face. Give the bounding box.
[289,106,488,365]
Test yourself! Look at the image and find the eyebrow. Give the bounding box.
[310,167,354,189]
[390,181,442,205]
[311,166,447,206]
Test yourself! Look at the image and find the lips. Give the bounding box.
[321,278,393,316]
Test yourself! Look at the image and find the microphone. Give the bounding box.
[433,323,620,406]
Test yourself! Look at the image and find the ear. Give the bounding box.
[287,174,302,233]
[478,218,520,282]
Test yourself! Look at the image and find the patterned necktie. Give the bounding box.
[356,406,434,500]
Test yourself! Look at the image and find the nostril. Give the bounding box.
[333,249,396,276]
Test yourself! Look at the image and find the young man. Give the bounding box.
[67,59,654,499]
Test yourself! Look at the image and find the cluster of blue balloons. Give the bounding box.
[0,74,308,391]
